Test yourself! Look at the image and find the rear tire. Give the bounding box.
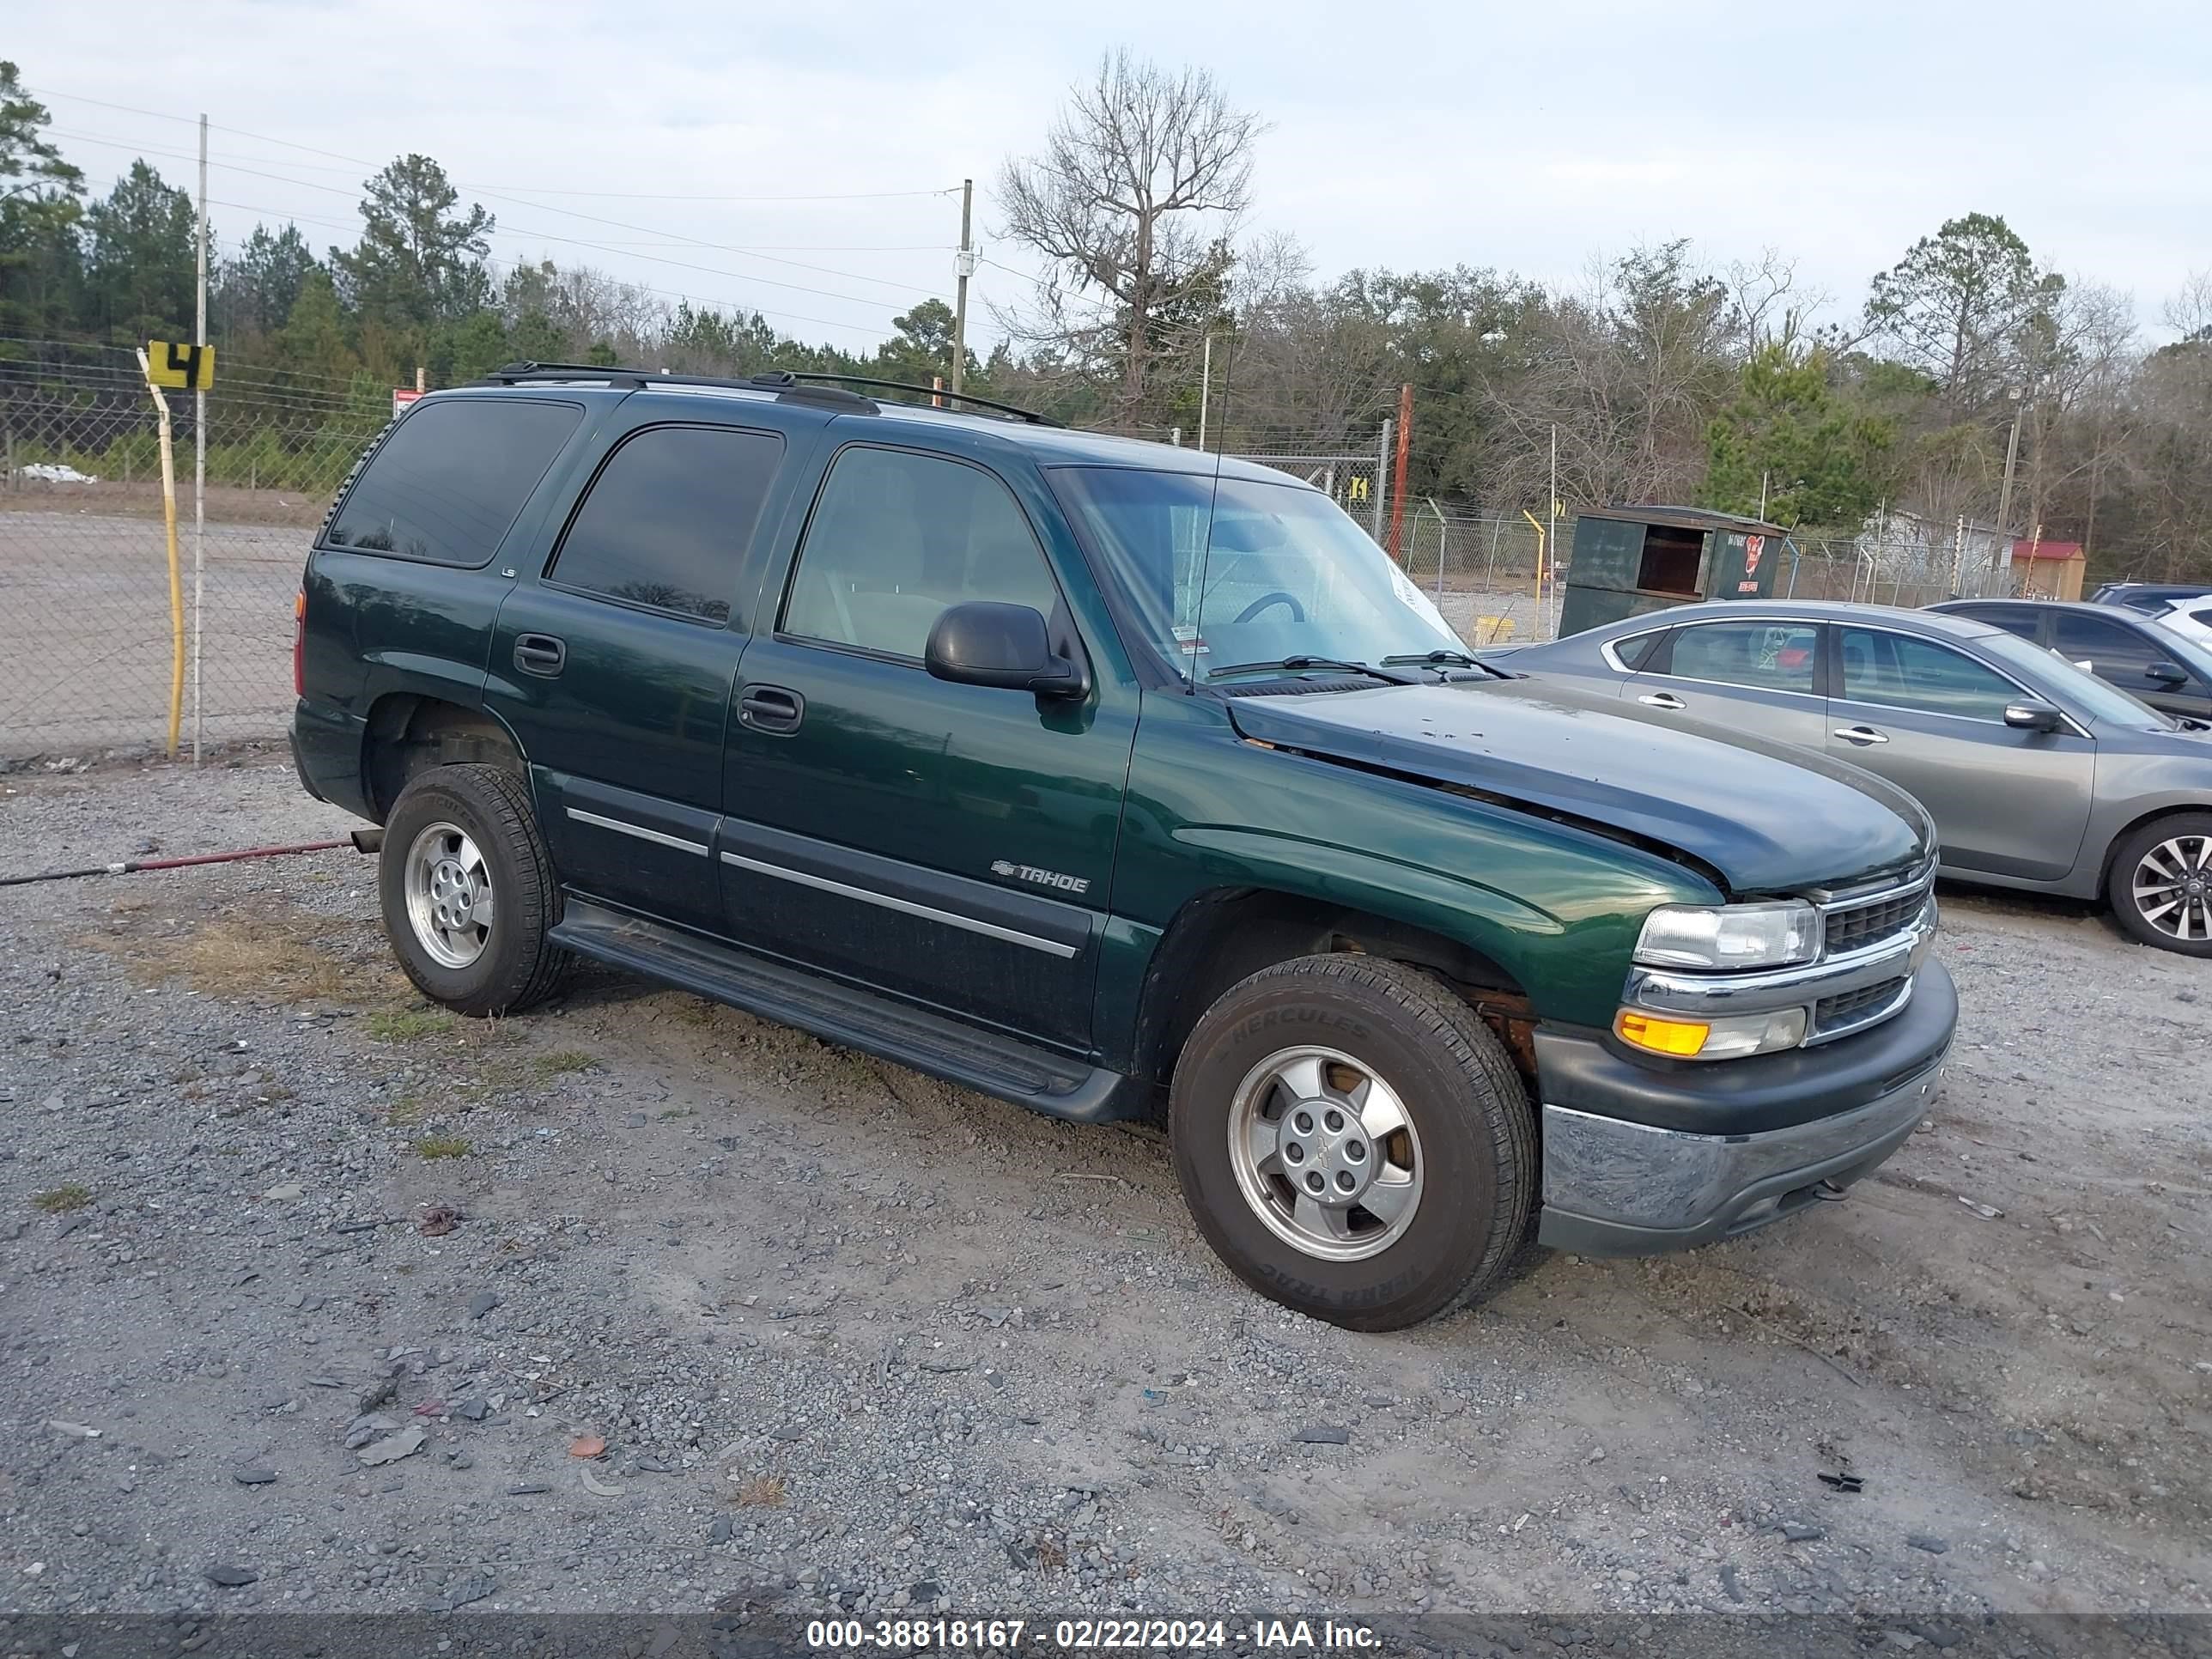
[2106,811,2212,957]
[1168,955,1536,1331]
[379,763,568,1015]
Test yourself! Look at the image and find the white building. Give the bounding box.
[1856,507,2013,598]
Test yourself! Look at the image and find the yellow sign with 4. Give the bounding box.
[145,341,216,391]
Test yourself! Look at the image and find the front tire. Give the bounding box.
[2107,812,2212,956]
[1169,955,1536,1331]
[379,763,568,1015]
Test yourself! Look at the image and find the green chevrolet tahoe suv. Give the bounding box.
[292,365,1955,1329]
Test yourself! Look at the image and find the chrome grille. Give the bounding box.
[1814,977,1907,1036]
[1822,864,1935,959]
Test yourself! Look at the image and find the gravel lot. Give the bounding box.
[0,756,2205,1637]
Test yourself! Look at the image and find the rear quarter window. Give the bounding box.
[323,398,583,567]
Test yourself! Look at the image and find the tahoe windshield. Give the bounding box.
[1050,465,1464,680]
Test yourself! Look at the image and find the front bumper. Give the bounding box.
[1534,958,1954,1255]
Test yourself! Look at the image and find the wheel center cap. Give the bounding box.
[2188,878,2205,897]
[1276,1097,1374,1207]
[430,859,477,929]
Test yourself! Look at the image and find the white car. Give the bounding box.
[2149,598,2212,652]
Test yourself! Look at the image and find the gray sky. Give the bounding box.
[17,0,2211,349]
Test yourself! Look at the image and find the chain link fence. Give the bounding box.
[1,356,2045,762]
[1,348,385,763]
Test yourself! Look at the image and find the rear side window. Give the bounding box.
[1967,606,2042,641]
[1662,620,1819,692]
[548,426,785,624]
[1612,630,1663,671]
[325,398,581,566]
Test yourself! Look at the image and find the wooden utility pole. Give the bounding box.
[951,179,974,396]
[1991,394,2025,595]
[1386,383,1413,561]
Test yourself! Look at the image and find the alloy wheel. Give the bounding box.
[403,820,495,969]
[1224,1046,1424,1261]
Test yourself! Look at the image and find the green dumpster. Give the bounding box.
[1558,505,1787,638]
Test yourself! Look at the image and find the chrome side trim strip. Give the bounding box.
[718,851,1080,959]
[565,807,710,858]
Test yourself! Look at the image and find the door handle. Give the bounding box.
[738,684,805,735]
[1833,725,1889,745]
[514,633,566,677]
[1638,691,1687,711]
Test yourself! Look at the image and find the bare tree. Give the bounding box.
[997,51,1264,424]
[2167,268,2212,340]
[1724,247,1827,356]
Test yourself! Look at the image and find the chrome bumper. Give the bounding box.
[1536,1042,1948,1255]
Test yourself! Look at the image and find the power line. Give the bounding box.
[32,87,959,200]
[67,170,917,342]
[55,129,940,311]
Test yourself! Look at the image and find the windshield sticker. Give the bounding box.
[1388,562,1452,632]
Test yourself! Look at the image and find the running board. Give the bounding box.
[548,900,1139,1123]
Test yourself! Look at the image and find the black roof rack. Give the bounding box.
[481,362,875,413]
[782,373,1059,426]
[477,362,1055,426]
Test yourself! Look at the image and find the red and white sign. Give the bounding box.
[392,387,423,419]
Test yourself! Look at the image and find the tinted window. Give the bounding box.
[784,447,1060,659]
[1663,621,1818,692]
[325,398,580,566]
[1980,632,2176,729]
[1838,628,2018,720]
[1613,630,1664,671]
[550,426,785,623]
[2051,612,2176,688]
[1966,606,2042,641]
[2189,607,2212,629]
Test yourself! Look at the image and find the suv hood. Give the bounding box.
[1227,678,1931,896]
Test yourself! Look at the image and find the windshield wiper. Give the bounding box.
[1381,648,1518,680]
[1209,655,1419,686]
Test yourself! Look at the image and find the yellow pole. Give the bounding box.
[1522,509,1547,607]
[137,349,185,758]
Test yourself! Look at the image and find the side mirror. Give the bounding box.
[2144,659,2189,687]
[925,602,1089,700]
[2003,700,2063,732]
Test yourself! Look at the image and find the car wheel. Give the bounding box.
[379,763,569,1014]
[1168,955,1536,1331]
[2106,811,2212,957]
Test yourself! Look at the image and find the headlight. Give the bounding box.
[1635,902,1821,971]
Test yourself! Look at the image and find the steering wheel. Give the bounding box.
[1232,591,1306,625]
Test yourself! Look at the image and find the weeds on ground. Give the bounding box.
[382,1094,428,1127]
[732,1474,786,1508]
[413,1135,471,1161]
[33,1185,91,1213]
[80,907,388,1004]
[366,1008,458,1042]
[532,1049,596,1076]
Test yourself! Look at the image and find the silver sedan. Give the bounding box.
[1494,600,2212,954]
